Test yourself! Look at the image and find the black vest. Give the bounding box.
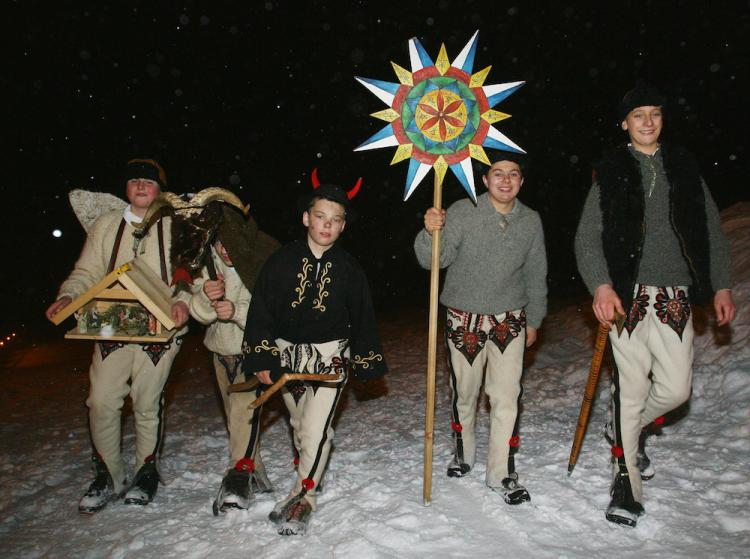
[595,144,712,308]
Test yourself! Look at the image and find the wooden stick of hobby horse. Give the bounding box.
[226,377,259,394]
[567,321,611,475]
[424,171,443,506]
[247,373,342,409]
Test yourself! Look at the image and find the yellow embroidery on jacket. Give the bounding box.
[312,262,332,312]
[253,339,279,355]
[352,351,383,369]
[292,258,312,308]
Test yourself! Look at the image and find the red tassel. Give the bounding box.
[654,416,665,426]
[293,456,300,466]
[171,266,193,286]
[451,421,463,433]
[301,478,315,491]
[611,446,624,458]
[235,457,255,472]
[509,436,520,448]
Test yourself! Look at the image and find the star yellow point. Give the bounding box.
[469,144,491,165]
[371,108,400,122]
[391,62,414,86]
[481,109,511,124]
[433,155,449,182]
[435,44,450,75]
[391,143,413,165]
[469,66,492,87]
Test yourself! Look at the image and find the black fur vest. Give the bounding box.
[594,143,712,308]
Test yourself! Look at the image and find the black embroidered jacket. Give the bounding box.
[241,239,387,380]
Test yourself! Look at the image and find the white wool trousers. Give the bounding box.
[212,354,267,478]
[609,284,694,503]
[445,308,526,488]
[276,338,348,510]
[87,341,181,492]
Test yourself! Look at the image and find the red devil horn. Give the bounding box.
[347,177,362,200]
[311,168,321,189]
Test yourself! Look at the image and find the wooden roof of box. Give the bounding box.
[51,260,177,343]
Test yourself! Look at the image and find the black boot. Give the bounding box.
[78,456,115,514]
[275,498,313,536]
[492,472,531,505]
[219,469,253,511]
[447,456,471,478]
[123,460,159,506]
[606,472,644,527]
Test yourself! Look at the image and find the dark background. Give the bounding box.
[3,1,748,337]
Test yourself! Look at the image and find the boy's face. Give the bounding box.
[214,239,233,266]
[621,105,663,153]
[482,160,524,206]
[126,178,160,212]
[303,198,346,253]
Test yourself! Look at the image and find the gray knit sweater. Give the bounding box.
[574,146,732,295]
[414,193,548,328]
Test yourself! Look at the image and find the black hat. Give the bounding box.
[297,184,357,222]
[123,158,167,188]
[482,149,529,175]
[617,82,666,123]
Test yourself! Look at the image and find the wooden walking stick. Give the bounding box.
[354,31,526,505]
[247,373,342,409]
[567,314,624,475]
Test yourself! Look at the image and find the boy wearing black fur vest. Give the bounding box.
[575,83,735,527]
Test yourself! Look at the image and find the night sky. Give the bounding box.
[5,1,749,334]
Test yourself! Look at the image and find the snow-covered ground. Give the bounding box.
[1,203,748,558]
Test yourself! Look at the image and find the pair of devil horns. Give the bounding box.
[311,168,362,199]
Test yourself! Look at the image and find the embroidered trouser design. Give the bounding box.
[609,285,694,503]
[87,341,181,491]
[445,308,526,487]
[213,354,267,476]
[276,338,348,510]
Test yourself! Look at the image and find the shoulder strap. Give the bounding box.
[157,219,168,282]
[107,219,127,273]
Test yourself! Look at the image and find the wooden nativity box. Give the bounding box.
[51,260,177,343]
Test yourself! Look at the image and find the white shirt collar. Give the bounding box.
[123,205,143,225]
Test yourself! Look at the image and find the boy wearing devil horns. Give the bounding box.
[242,179,387,536]
[575,83,735,527]
[45,159,191,513]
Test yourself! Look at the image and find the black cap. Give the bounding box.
[123,158,167,188]
[617,82,666,123]
[483,149,529,175]
[297,184,357,222]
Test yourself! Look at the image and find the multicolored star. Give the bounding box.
[354,30,525,202]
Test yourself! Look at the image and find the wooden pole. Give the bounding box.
[567,322,610,475]
[247,373,341,410]
[226,377,260,394]
[423,171,444,506]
